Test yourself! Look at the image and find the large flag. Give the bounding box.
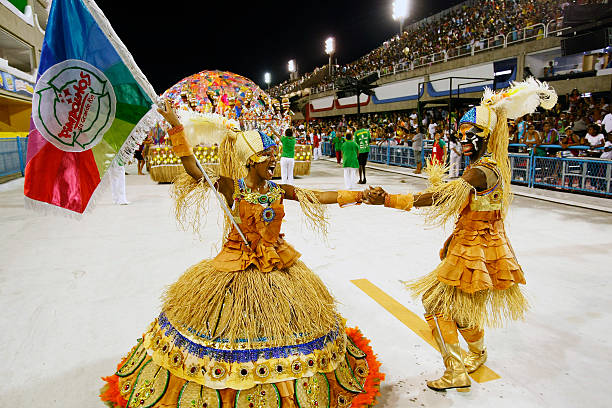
[24,0,159,215]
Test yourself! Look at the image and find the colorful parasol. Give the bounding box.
[159,70,290,138]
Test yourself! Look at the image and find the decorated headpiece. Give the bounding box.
[236,130,277,164]
[459,77,558,138]
[178,110,276,169]
[457,78,558,220]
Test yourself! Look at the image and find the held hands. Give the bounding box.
[157,99,181,128]
[363,186,388,205]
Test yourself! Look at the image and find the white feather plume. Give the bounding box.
[483,77,558,119]
[178,110,240,146]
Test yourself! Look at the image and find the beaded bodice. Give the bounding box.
[212,179,300,272]
[466,157,502,212]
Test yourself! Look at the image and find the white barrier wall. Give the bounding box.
[428,62,494,94]
[373,77,424,102]
[310,96,334,110]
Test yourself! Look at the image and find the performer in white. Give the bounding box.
[280,128,296,185]
[109,160,128,205]
[449,134,463,178]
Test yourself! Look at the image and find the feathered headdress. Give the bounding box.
[459,78,558,219]
[460,77,558,135]
[177,110,276,178]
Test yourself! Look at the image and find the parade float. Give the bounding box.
[146,70,311,182]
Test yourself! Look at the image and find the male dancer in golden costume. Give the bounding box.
[366,79,557,392]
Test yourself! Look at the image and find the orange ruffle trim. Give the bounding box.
[345,327,385,408]
[99,358,128,408]
[436,211,526,294]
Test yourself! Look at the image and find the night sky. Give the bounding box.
[95,0,464,94]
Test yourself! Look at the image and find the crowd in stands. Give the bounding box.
[340,0,563,80]
[271,0,577,97]
[294,91,612,161]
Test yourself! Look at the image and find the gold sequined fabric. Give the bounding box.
[112,332,374,408]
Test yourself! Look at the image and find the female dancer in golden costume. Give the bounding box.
[366,79,557,392]
[100,101,383,408]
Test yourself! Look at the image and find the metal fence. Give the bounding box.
[0,137,28,178]
[321,141,612,197]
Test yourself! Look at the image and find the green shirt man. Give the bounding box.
[341,139,359,168]
[281,135,296,158]
[354,128,372,153]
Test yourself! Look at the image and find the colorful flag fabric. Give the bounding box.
[24,0,159,215]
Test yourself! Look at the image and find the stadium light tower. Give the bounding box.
[392,0,408,34]
[325,37,335,78]
[264,72,271,91]
[288,59,297,80]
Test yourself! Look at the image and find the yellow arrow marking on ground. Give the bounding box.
[351,278,501,383]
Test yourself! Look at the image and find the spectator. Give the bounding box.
[354,121,372,184]
[523,122,541,151]
[543,61,555,77]
[594,52,607,71]
[449,134,462,178]
[601,133,612,160]
[412,126,424,174]
[568,89,582,110]
[312,131,321,160]
[432,130,447,165]
[602,108,612,134]
[333,130,344,165]
[280,128,296,185]
[329,127,337,158]
[585,124,605,156]
[560,127,582,157]
[134,142,146,175]
[341,132,359,189]
[428,121,438,140]
[517,117,527,143]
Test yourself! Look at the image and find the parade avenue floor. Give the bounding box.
[1,160,611,408]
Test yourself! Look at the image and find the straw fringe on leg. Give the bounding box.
[407,270,529,329]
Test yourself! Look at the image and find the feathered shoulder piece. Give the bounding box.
[178,110,240,147]
[482,77,557,119]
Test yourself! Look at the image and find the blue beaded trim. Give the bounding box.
[262,207,276,223]
[157,313,341,363]
[459,107,477,126]
[258,130,277,150]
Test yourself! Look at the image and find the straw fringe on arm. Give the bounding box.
[171,169,220,237]
[420,159,475,227]
[293,187,330,239]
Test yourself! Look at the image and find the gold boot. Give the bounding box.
[425,313,446,356]
[426,315,471,392]
[459,326,487,373]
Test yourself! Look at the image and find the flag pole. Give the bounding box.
[193,158,251,249]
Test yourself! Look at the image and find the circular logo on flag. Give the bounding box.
[32,59,116,152]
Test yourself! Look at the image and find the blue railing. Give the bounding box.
[320,141,612,196]
[0,137,28,178]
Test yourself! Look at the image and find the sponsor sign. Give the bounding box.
[0,70,35,97]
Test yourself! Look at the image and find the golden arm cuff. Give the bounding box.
[337,190,363,207]
[168,126,193,157]
[384,193,414,211]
